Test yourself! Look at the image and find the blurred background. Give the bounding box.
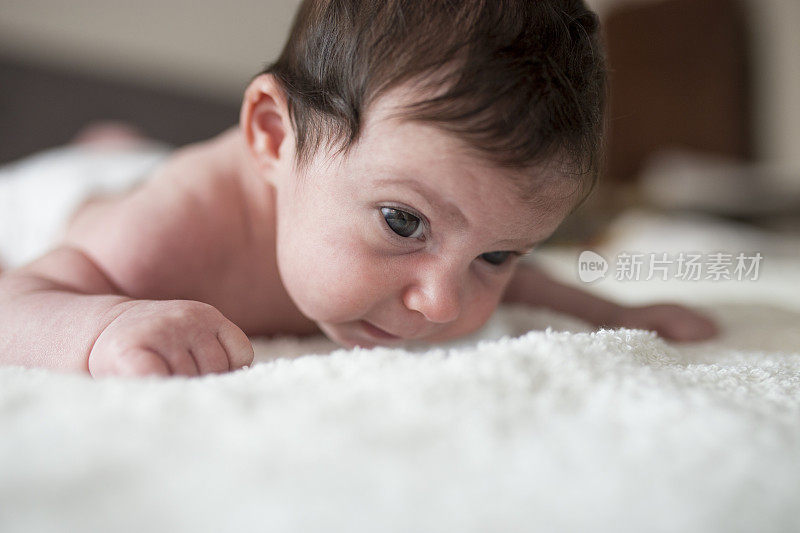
[1,0,798,242]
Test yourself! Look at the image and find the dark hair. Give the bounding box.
[261,0,606,199]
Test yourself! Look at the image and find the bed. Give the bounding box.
[1,145,799,533]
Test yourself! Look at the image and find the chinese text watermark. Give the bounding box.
[577,250,762,283]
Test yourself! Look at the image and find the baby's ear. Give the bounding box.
[240,74,294,175]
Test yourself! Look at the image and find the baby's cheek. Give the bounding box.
[279,236,384,322]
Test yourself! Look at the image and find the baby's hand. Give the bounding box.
[611,303,719,342]
[89,300,254,377]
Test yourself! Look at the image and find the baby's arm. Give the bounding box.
[503,261,718,342]
[0,246,134,372]
[0,152,254,376]
[0,247,252,375]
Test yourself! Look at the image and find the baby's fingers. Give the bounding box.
[660,315,718,342]
[216,323,254,370]
[114,347,171,377]
[190,332,231,374]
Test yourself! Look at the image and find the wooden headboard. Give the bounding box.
[603,0,752,183]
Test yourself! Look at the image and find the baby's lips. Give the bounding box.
[360,320,402,340]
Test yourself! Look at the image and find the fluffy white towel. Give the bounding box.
[1,305,798,533]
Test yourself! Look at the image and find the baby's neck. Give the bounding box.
[212,126,277,219]
[211,126,258,182]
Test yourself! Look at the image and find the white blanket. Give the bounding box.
[1,148,799,533]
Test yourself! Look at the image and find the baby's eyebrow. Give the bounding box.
[372,177,467,226]
[492,239,541,253]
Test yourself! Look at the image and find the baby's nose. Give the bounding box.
[402,270,462,324]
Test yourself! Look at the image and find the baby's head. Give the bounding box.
[240,0,606,347]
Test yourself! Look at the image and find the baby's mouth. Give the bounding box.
[359,320,402,341]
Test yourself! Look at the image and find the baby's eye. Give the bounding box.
[480,251,513,266]
[381,207,424,239]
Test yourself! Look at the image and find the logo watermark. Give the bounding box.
[577,250,609,283]
[577,251,762,283]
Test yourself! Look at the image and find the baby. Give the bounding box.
[0,0,716,377]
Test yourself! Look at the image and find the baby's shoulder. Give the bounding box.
[141,129,265,256]
[148,127,243,201]
[65,128,267,297]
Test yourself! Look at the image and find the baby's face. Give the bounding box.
[270,95,575,348]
